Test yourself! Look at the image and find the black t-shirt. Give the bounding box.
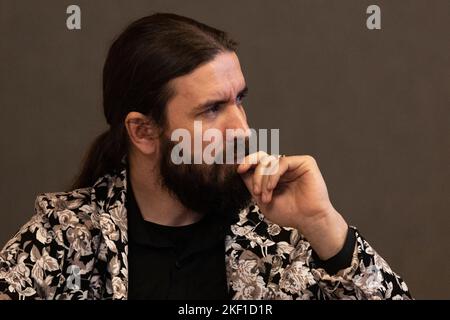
[126,182,231,300]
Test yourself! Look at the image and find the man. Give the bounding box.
[0,13,411,300]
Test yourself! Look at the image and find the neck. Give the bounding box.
[128,151,202,226]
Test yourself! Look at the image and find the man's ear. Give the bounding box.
[124,111,160,155]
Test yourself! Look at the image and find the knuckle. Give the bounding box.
[303,155,316,164]
[257,151,269,158]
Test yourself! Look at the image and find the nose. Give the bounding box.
[224,106,250,142]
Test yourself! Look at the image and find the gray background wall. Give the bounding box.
[0,0,449,299]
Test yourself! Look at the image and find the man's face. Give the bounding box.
[166,51,249,142]
[159,51,252,219]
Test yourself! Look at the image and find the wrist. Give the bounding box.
[297,207,348,260]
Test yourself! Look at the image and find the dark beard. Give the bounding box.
[159,137,252,223]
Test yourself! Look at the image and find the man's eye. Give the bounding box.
[204,104,222,116]
[236,92,247,105]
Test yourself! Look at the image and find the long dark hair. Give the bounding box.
[71,13,238,189]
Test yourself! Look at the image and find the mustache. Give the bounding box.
[210,137,251,165]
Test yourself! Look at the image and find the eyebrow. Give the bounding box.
[194,85,248,112]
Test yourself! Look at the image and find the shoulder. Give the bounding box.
[35,187,93,215]
[0,172,125,299]
[33,187,98,228]
[33,168,127,220]
[29,170,127,245]
[0,187,100,299]
[3,186,102,251]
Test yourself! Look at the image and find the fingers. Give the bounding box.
[252,153,269,196]
[236,151,270,196]
[237,152,284,203]
[266,157,289,191]
[259,155,281,202]
[260,172,271,202]
[254,154,279,195]
[236,151,269,174]
[238,153,320,204]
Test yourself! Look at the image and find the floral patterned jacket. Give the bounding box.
[0,168,411,300]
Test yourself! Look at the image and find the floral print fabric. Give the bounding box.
[0,168,411,300]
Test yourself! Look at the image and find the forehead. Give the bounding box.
[169,51,246,106]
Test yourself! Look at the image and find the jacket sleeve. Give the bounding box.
[0,197,66,300]
[307,226,412,300]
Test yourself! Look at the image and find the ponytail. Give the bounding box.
[71,127,127,189]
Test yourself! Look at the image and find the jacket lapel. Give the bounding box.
[94,168,129,299]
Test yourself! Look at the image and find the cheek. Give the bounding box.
[201,122,227,140]
[200,126,227,158]
[165,100,196,133]
[167,114,189,133]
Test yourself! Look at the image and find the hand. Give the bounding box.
[237,152,348,260]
